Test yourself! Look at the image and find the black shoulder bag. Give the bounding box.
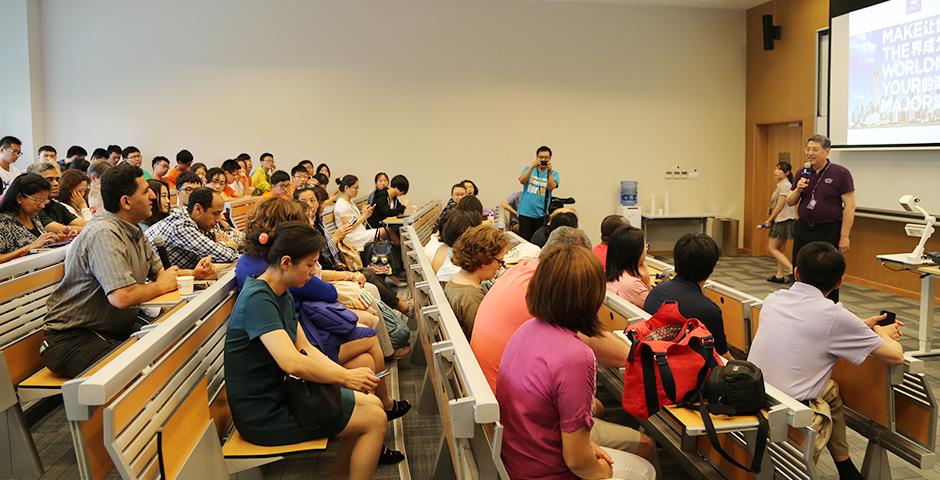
[684,360,769,474]
[283,347,343,430]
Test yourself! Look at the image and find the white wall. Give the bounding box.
[38,0,746,243]
[0,0,44,169]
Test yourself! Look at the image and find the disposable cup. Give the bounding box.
[177,276,195,295]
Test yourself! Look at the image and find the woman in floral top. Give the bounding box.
[0,173,61,263]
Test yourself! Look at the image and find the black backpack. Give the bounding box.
[684,360,768,473]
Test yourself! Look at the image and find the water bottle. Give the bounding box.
[620,181,638,206]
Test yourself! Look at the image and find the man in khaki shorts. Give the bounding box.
[749,242,903,480]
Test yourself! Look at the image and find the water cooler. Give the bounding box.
[618,181,642,227]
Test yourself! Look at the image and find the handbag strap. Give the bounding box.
[698,397,768,473]
[542,169,553,225]
[688,336,717,389]
[639,345,677,416]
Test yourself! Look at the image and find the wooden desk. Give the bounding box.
[880,259,940,357]
[382,216,406,226]
[141,289,190,307]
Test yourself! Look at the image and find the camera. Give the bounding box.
[539,160,548,167]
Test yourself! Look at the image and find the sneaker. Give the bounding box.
[385,276,408,288]
[405,297,415,319]
[766,275,787,284]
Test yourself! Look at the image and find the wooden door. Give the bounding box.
[750,122,803,256]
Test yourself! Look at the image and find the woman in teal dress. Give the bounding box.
[224,222,389,479]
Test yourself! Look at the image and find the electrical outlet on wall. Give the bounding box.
[690,168,699,179]
[665,170,673,180]
[679,170,689,179]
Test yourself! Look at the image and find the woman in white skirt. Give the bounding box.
[333,174,381,251]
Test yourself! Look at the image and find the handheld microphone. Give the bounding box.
[153,235,172,269]
[800,162,813,179]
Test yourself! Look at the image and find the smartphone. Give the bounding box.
[878,310,896,327]
[375,368,392,379]
[347,217,357,226]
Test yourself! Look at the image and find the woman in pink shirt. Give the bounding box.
[605,226,651,308]
[496,244,655,480]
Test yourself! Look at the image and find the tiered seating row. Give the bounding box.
[60,272,333,480]
[401,221,508,480]
[649,257,937,478]
[0,248,70,477]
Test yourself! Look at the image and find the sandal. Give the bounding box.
[386,399,412,421]
[379,445,405,464]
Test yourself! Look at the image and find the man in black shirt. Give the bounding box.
[643,233,731,359]
[368,175,409,229]
[26,162,87,231]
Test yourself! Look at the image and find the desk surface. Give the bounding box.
[643,213,716,220]
[141,289,190,307]
[382,216,406,225]
[880,258,940,276]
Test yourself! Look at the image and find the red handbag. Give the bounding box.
[622,302,722,419]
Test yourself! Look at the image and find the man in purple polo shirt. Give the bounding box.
[749,242,902,480]
[785,134,856,302]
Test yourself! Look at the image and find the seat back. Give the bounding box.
[831,356,894,429]
[0,250,67,404]
[224,197,260,232]
[702,282,761,355]
[894,371,937,452]
[599,293,650,332]
[401,225,506,479]
[411,201,443,245]
[0,251,66,349]
[101,290,234,479]
[60,274,236,480]
[156,376,228,480]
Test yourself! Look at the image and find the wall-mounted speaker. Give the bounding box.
[762,14,781,51]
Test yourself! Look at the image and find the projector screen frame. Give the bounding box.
[827,0,940,150]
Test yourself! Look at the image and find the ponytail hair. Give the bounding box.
[336,174,358,192]
[252,221,325,266]
[777,161,793,183]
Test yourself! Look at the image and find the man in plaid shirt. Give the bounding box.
[144,187,239,269]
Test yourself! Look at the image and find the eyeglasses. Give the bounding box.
[23,194,49,206]
[179,186,196,193]
[495,258,506,269]
[3,148,22,157]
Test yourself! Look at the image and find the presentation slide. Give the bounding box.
[830,0,940,147]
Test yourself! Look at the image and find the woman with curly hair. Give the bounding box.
[444,224,509,339]
[57,169,93,220]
